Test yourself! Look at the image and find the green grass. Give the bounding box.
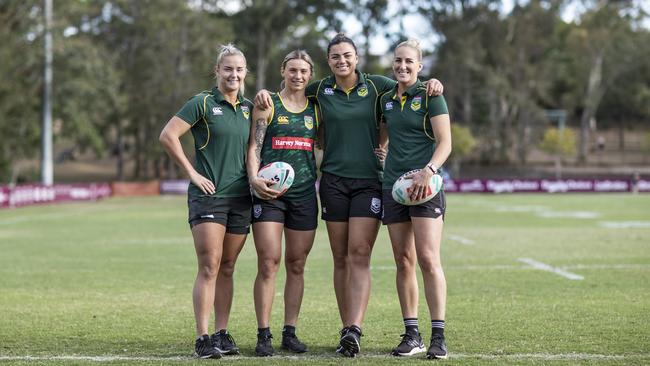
[1,194,649,365]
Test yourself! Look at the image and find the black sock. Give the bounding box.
[258,327,271,337]
[431,320,445,336]
[282,325,296,336]
[404,318,419,336]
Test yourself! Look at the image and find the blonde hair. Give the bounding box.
[215,43,247,95]
[395,39,422,61]
[280,50,315,89]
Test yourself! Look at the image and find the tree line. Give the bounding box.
[1,0,648,183]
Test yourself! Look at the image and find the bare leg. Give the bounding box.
[213,231,247,331]
[252,222,284,328]
[191,222,226,336]
[387,222,419,319]
[283,228,316,326]
[345,217,380,327]
[326,221,349,325]
[412,217,446,321]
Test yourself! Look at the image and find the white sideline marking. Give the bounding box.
[447,234,475,245]
[598,221,650,229]
[536,211,600,219]
[518,258,584,280]
[0,352,639,362]
[371,263,650,271]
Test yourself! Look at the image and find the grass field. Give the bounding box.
[1,194,649,365]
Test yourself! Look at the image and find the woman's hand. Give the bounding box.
[374,146,387,163]
[406,168,434,202]
[425,78,444,96]
[189,170,216,195]
[254,89,273,110]
[250,176,281,200]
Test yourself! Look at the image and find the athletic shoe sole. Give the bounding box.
[193,352,221,359]
[427,352,448,360]
[392,345,426,356]
[340,334,360,355]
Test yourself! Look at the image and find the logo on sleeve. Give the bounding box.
[241,105,250,119]
[304,115,314,130]
[324,87,334,95]
[411,96,422,111]
[385,102,394,111]
[212,107,223,115]
[357,85,368,97]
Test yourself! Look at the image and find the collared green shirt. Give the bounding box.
[380,80,449,189]
[306,71,395,179]
[175,87,253,198]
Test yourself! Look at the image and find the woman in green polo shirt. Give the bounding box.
[255,34,443,357]
[378,39,452,360]
[159,44,252,359]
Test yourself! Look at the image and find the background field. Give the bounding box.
[1,194,649,365]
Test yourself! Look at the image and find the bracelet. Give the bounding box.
[426,163,438,174]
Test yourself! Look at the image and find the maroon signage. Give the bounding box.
[0,183,112,209]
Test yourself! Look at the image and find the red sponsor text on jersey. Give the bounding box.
[271,137,314,151]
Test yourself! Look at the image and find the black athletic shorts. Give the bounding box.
[319,172,382,221]
[381,189,446,225]
[251,191,318,231]
[188,195,252,234]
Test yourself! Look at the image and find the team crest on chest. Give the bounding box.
[357,85,368,97]
[241,105,250,119]
[304,115,314,130]
[277,115,289,124]
[212,106,223,116]
[411,96,422,111]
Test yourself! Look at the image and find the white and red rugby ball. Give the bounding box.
[391,169,443,206]
[254,161,295,198]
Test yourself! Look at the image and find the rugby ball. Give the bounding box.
[391,169,443,206]
[253,161,295,198]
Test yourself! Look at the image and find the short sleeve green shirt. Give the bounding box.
[380,80,449,189]
[175,87,253,198]
[306,71,395,179]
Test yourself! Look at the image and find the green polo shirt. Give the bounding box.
[306,71,395,179]
[379,80,448,189]
[175,87,253,198]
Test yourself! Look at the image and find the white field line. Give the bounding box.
[447,234,475,245]
[0,352,643,362]
[518,257,584,280]
[372,263,650,271]
[598,221,650,228]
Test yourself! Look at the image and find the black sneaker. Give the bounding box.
[194,334,222,359]
[339,325,361,357]
[281,332,308,353]
[427,333,448,359]
[391,332,426,356]
[335,327,352,357]
[211,330,239,355]
[255,332,274,357]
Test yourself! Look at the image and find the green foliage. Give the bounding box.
[451,124,476,160]
[539,127,577,157]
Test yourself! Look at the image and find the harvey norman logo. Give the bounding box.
[272,137,314,151]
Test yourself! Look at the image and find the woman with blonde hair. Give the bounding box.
[159,43,252,359]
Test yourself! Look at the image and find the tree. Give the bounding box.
[449,124,476,178]
[539,127,576,178]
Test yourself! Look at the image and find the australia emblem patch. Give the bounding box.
[304,115,314,130]
[411,96,422,112]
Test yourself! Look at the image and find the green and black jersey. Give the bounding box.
[175,87,253,198]
[306,71,395,179]
[379,80,449,189]
[260,93,319,199]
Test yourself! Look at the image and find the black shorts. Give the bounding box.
[251,192,318,231]
[319,172,382,222]
[381,189,446,225]
[188,195,252,234]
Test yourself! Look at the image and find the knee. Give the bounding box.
[198,260,220,280]
[219,259,236,278]
[349,245,372,265]
[258,257,280,279]
[286,257,306,276]
[418,257,442,275]
[332,254,348,270]
[395,253,416,273]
